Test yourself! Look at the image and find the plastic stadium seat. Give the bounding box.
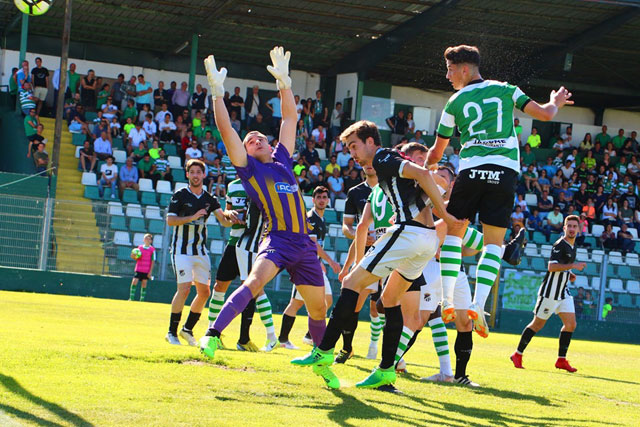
[114,231,131,246]
[532,232,547,245]
[323,238,334,251]
[84,186,100,200]
[524,243,538,257]
[626,253,640,266]
[334,199,346,212]
[168,156,182,169]
[627,228,638,239]
[328,224,342,237]
[609,251,624,265]
[207,225,223,240]
[584,263,599,277]
[75,146,82,158]
[612,226,620,235]
[324,209,339,224]
[153,234,164,249]
[163,144,177,156]
[303,196,313,209]
[524,193,538,207]
[129,217,147,233]
[335,238,350,252]
[318,150,327,161]
[175,182,188,192]
[576,248,589,262]
[110,215,127,231]
[210,240,224,254]
[122,188,138,204]
[156,180,172,194]
[145,206,163,220]
[108,201,124,216]
[591,224,604,238]
[617,266,633,280]
[159,193,172,207]
[148,219,164,234]
[82,172,97,186]
[574,275,589,290]
[591,250,604,263]
[517,257,530,269]
[340,252,349,264]
[126,204,144,218]
[138,178,154,192]
[591,277,602,291]
[133,233,146,246]
[113,150,127,164]
[102,187,119,200]
[540,245,552,258]
[547,195,554,205]
[85,111,98,122]
[206,215,219,225]
[618,293,633,308]
[140,192,158,206]
[531,257,546,271]
[171,169,187,183]
[117,245,132,261]
[71,133,86,145]
[609,279,625,293]
[627,280,640,295]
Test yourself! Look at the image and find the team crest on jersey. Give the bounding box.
[274,182,299,193]
[423,293,431,302]
[468,169,504,184]
[179,270,185,277]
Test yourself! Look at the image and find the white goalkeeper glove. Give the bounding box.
[266,46,292,90]
[203,55,227,100]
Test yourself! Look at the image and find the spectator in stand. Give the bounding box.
[158,114,176,143]
[634,207,640,233]
[307,159,321,182]
[132,141,146,162]
[297,169,312,194]
[122,117,135,138]
[143,114,157,140]
[293,157,306,176]
[521,143,535,166]
[582,198,596,231]
[119,157,139,196]
[327,168,346,206]
[560,160,574,180]
[312,90,328,128]
[33,142,49,174]
[80,69,97,111]
[166,81,177,109]
[329,102,343,141]
[511,205,525,231]
[96,83,110,112]
[122,99,138,124]
[27,123,46,158]
[541,156,557,177]
[386,110,408,147]
[538,169,551,193]
[627,156,639,179]
[92,115,109,139]
[9,67,19,107]
[617,175,633,196]
[611,128,626,150]
[155,102,172,125]
[600,223,617,250]
[153,81,170,113]
[249,113,271,137]
[514,118,523,145]
[538,190,553,219]
[617,224,635,254]
[595,125,611,146]
[583,149,596,171]
[601,198,618,226]
[618,199,634,228]
[552,136,568,152]
[229,111,241,134]
[185,139,203,162]
[546,206,564,233]
[527,127,541,148]
[19,82,38,115]
[94,131,113,161]
[180,129,196,161]
[77,138,97,172]
[111,117,122,138]
[343,168,362,193]
[137,152,155,179]
[267,92,282,136]
[31,57,49,116]
[127,122,146,156]
[627,131,638,152]
[108,73,124,108]
[16,60,31,89]
[200,130,217,149]
[152,149,172,186]
[336,144,351,169]
[101,96,119,121]
[555,190,569,213]
[573,182,589,211]
[245,85,261,129]
[229,86,244,121]
[294,94,304,121]
[191,83,206,117]
[325,155,340,176]
[561,126,573,147]
[603,171,616,195]
[205,157,223,196]
[526,208,550,241]
[67,104,91,135]
[409,130,426,145]
[24,108,38,139]
[311,124,327,150]
[604,141,616,157]
[171,81,189,117]
[328,135,344,158]
[580,133,593,151]
[585,173,597,195]
[65,63,81,99]
[148,139,161,159]
[301,139,320,167]
[202,142,218,166]
[577,213,589,246]
[134,74,152,112]
[574,287,585,318]
[622,139,635,157]
[522,164,541,193]
[98,155,118,198]
[137,103,153,124]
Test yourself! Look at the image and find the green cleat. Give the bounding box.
[313,364,340,389]
[290,347,334,367]
[356,366,397,389]
[199,335,222,359]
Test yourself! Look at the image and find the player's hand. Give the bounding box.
[192,209,208,221]
[266,46,292,90]
[569,272,576,283]
[426,148,441,169]
[203,55,227,99]
[573,262,586,271]
[226,210,245,225]
[443,213,466,232]
[329,260,340,275]
[550,86,574,108]
[338,265,350,282]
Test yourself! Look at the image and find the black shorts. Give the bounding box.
[134,271,149,280]
[447,165,518,228]
[370,280,382,302]
[215,243,240,281]
[407,274,426,292]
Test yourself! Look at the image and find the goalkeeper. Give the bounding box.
[129,234,156,301]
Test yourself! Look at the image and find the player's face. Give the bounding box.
[186,166,204,188]
[436,169,453,190]
[144,236,152,246]
[346,135,375,167]
[407,150,427,166]
[564,220,579,239]
[244,132,272,161]
[363,165,376,177]
[313,192,330,210]
[446,60,465,90]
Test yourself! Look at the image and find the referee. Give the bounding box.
[510,214,586,372]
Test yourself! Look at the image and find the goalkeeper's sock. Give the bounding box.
[256,293,277,342]
[462,227,484,251]
[440,236,463,304]
[140,286,147,301]
[474,244,502,309]
[129,282,137,300]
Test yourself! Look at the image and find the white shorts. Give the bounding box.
[533,296,575,320]
[235,246,257,281]
[359,224,439,281]
[172,254,211,284]
[420,260,472,312]
[33,86,48,100]
[292,272,332,301]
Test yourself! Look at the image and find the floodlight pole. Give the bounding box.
[188,33,198,96]
[52,0,73,178]
[15,14,28,110]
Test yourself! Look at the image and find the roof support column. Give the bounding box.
[16,13,28,110]
[188,33,199,97]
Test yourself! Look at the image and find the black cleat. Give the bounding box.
[334,349,354,364]
[503,227,526,266]
[377,384,403,394]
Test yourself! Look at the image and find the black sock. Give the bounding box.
[183,311,201,332]
[379,305,403,369]
[341,311,360,353]
[238,298,256,345]
[455,331,473,379]
[169,312,181,336]
[318,288,359,351]
[279,314,296,342]
[517,327,537,354]
[558,331,573,358]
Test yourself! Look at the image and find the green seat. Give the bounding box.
[207,225,223,240]
[129,217,146,233]
[163,144,177,156]
[532,232,547,245]
[159,193,172,207]
[112,137,124,149]
[148,219,164,234]
[117,245,132,261]
[324,209,339,224]
[584,236,597,248]
[517,257,530,269]
[102,188,119,200]
[72,133,86,146]
[84,186,100,200]
[140,191,158,206]
[606,264,615,276]
[335,238,350,252]
[110,215,127,231]
[323,238,334,251]
[617,293,633,308]
[122,189,138,204]
[172,169,187,182]
[531,257,546,271]
[85,111,98,122]
[618,266,633,280]
[584,263,598,276]
[549,233,561,243]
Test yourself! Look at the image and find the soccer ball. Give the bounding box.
[131,248,142,259]
[14,0,53,16]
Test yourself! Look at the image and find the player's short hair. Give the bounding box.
[312,186,329,198]
[438,165,456,181]
[565,214,580,225]
[340,120,381,146]
[185,159,206,174]
[401,142,427,156]
[444,45,480,66]
[143,233,153,241]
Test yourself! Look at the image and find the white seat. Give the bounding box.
[206,215,218,225]
[325,250,336,262]
[628,228,638,239]
[612,226,620,236]
[334,199,346,212]
[145,206,163,220]
[125,204,144,218]
[156,180,173,194]
[609,251,624,265]
[591,224,604,238]
[328,224,342,237]
[175,182,188,192]
[82,172,97,186]
[210,240,224,254]
[133,233,145,246]
[113,231,131,246]
[626,253,640,266]
[75,146,82,158]
[524,243,538,257]
[468,265,477,278]
[303,196,313,209]
[547,195,554,205]
[540,245,552,258]
[574,275,589,290]
[108,201,124,216]
[591,249,604,263]
[138,178,154,192]
[317,150,327,161]
[524,193,537,207]
[591,277,602,292]
[609,278,625,293]
[113,150,127,164]
[153,234,164,249]
[576,247,589,262]
[168,156,182,169]
[627,280,640,295]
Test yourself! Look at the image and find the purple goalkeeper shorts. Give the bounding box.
[257,231,324,287]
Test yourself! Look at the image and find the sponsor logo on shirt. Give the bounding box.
[468,169,504,184]
[274,182,299,193]
[469,138,507,147]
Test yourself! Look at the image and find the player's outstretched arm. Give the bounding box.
[426,135,450,168]
[524,86,573,122]
[266,46,296,155]
[204,55,247,168]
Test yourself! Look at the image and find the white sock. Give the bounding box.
[370,314,382,343]
[256,293,277,341]
[429,317,453,377]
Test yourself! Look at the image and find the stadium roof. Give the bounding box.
[2,0,640,110]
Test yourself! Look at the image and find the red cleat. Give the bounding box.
[510,352,524,369]
[555,358,577,373]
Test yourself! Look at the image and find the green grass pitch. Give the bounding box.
[1,290,639,426]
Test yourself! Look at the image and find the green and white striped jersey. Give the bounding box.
[437,79,531,173]
[368,185,394,239]
[226,179,247,246]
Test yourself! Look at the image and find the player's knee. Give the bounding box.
[243,277,263,295]
[565,319,577,331]
[307,302,326,320]
[199,285,211,299]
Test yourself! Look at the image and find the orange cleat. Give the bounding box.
[442,301,456,323]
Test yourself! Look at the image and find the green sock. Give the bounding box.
[440,236,463,304]
[256,293,277,341]
[395,326,414,364]
[462,227,484,251]
[140,287,146,301]
[208,291,226,326]
[370,313,384,343]
[429,316,453,377]
[129,283,137,300]
[474,244,502,308]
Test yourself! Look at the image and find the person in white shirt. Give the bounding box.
[336,145,351,168]
[185,140,203,162]
[330,102,343,142]
[94,131,113,160]
[143,114,157,139]
[98,155,118,199]
[155,102,173,125]
[246,85,261,129]
[159,114,177,142]
[101,97,119,120]
[311,125,326,149]
[561,126,573,147]
[295,94,304,121]
[127,122,146,155]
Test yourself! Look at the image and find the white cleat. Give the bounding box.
[302,334,314,346]
[279,340,299,350]
[467,302,489,338]
[179,328,197,346]
[454,375,480,387]
[261,338,280,352]
[396,358,408,373]
[165,332,181,345]
[421,372,454,383]
[366,342,378,359]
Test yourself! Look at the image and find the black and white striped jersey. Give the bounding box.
[167,187,221,256]
[343,181,372,223]
[372,148,426,224]
[538,237,577,300]
[236,200,265,254]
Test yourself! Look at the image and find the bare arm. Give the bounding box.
[426,135,450,167]
[167,209,205,227]
[213,97,247,167]
[339,240,356,281]
[523,86,573,122]
[548,261,585,272]
[279,88,297,155]
[342,215,355,239]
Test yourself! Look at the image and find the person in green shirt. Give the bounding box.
[96,83,110,110]
[24,108,38,138]
[527,127,541,148]
[521,143,536,166]
[595,125,611,146]
[67,63,81,96]
[137,152,155,178]
[133,141,148,162]
[602,297,613,320]
[148,139,161,159]
[514,118,523,146]
[123,117,135,136]
[193,118,213,141]
[611,128,626,150]
[122,99,138,124]
[293,157,306,176]
[9,67,18,106]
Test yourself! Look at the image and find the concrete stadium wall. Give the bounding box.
[335,72,358,119]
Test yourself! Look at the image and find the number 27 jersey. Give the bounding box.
[437,79,531,173]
